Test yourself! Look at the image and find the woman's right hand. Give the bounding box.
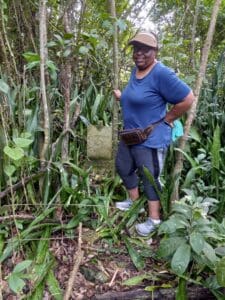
[113,89,121,101]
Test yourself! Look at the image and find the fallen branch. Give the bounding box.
[63,222,84,300]
[0,169,46,199]
[93,286,220,300]
[0,214,35,222]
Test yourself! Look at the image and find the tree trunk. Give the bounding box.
[109,0,119,175]
[39,0,50,165]
[190,0,201,70]
[61,10,72,161]
[171,0,222,201]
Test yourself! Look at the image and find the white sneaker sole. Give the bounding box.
[115,205,145,213]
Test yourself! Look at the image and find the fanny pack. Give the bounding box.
[119,119,163,146]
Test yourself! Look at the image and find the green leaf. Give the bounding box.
[13,137,33,148]
[157,236,186,258]
[79,46,89,54]
[22,52,40,62]
[215,247,225,257]
[124,237,145,271]
[216,257,225,287]
[122,273,158,286]
[116,19,127,31]
[13,260,32,273]
[171,243,191,274]
[25,61,40,70]
[171,203,192,219]
[0,79,9,94]
[158,215,187,234]
[211,125,221,170]
[4,165,16,177]
[4,145,24,160]
[46,270,63,300]
[190,232,205,255]
[8,274,25,293]
[174,148,197,168]
[63,48,71,57]
[145,283,172,292]
[203,242,218,264]
[189,126,201,143]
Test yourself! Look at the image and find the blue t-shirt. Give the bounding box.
[120,62,191,148]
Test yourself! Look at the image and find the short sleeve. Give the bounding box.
[158,66,191,104]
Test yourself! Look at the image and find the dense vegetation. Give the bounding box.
[0,0,225,299]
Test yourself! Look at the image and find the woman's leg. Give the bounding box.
[115,141,139,192]
[132,147,167,235]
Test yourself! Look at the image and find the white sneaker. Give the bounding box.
[115,199,133,211]
[115,199,145,213]
[135,218,161,236]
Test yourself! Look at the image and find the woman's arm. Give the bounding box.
[164,91,195,126]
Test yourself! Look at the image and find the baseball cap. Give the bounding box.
[128,32,158,48]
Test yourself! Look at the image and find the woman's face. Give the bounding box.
[132,43,157,70]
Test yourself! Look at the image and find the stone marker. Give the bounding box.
[87,124,113,160]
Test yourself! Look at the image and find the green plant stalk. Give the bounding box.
[176,277,188,300]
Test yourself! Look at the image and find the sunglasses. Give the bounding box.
[133,45,156,53]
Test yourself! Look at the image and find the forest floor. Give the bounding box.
[2,225,175,300]
[1,226,218,300]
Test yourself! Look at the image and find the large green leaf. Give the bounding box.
[157,236,186,258]
[4,145,24,160]
[190,232,205,255]
[216,257,225,287]
[13,137,33,148]
[158,215,187,234]
[171,243,191,274]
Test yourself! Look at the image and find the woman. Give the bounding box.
[114,32,194,236]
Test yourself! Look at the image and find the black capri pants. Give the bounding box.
[115,141,167,201]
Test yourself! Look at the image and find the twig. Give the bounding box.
[0,215,35,222]
[63,223,84,300]
[108,268,120,287]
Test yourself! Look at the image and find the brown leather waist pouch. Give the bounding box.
[119,119,163,146]
[119,128,148,145]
